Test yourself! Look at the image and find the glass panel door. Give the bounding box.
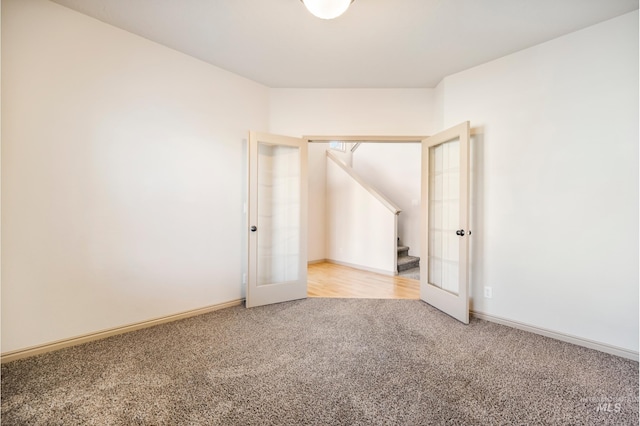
[421,122,470,323]
[428,139,461,294]
[257,143,301,286]
[248,132,308,308]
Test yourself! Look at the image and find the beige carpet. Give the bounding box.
[2,298,638,425]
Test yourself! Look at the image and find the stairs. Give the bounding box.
[397,244,420,273]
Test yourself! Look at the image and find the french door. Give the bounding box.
[246,132,308,308]
[420,122,471,323]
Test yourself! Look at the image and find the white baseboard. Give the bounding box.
[7,300,633,364]
[471,310,639,362]
[1,299,244,364]
[325,259,395,276]
[307,259,326,265]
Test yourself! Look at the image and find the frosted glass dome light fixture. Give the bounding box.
[301,0,355,20]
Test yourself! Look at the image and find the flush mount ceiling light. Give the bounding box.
[301,0,355,20]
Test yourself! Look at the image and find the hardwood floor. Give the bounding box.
[307,262,420,299]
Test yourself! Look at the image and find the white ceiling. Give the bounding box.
[50,0,638,88]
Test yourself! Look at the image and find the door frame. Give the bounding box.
[304,136,427,143]
[302,131,471,324]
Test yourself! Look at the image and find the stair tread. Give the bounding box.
[397,245,410,251]
[397,255,420,266]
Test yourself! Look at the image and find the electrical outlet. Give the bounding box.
[484,287,492,299]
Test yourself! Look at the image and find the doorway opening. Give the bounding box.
[306,137,423,299]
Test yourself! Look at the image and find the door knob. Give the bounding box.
[250,226,257,232]
[456,229,465,236]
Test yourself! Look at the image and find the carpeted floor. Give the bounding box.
[2,298,638,425]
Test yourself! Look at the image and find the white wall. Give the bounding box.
[352,143,422,257]
[1,0,269,353]
[270,88,435,261]
[307,143,356,262]
[269,88,436,137]
[440,11,639,352]
[326,156,397,275]
[307,143,327,262]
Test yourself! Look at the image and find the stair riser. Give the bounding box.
[398,260,420,272]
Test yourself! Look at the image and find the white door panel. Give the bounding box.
[247,132,308,308]
[421,122,470,323]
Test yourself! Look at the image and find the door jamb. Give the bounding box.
[303,136,427,143]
